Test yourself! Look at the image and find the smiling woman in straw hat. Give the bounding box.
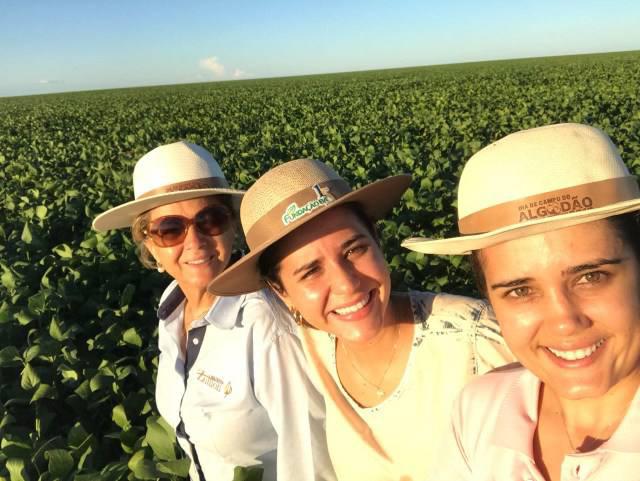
[403,123,640,481]
[92,142,335,481]
[209,159,513,481]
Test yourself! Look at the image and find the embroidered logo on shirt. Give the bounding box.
[196,369,233,397]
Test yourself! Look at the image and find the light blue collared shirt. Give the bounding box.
[155,281,336,481]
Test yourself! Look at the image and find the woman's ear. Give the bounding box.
[266,280,289,304]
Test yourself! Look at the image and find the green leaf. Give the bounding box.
[6,458,30,481]
[233,465,264,481]
[89,374,111,392]
[27,291,48,315]
[0,302,11,323]
[68,423,90,448]
[127,450,158,480]
[111,404,131,430]
[0,346,21,367]
[119,284,135,307]
[20,223,33,244]
[53,244,73,259]
[122,327,142,348]
[31,384,55,402]
[20,363,40,390]
[16,310,34,326]
[156,459,191,477]
[45,449,74,477]
[145,416,176,461]
[1,269,16,290]
[49,318,68,341]
[35,206,48,220]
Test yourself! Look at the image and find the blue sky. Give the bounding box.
[1,0,639,97]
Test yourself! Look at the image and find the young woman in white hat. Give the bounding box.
[92,141,335,481]
[403,123,640,481]
[208,159,514,481]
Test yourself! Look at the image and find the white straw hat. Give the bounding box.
[402,123,640,255]
[92,141,244,231]
[208,158,411,295]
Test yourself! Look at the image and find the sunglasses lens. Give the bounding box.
[195,205,231,236]
[149,217,188,247]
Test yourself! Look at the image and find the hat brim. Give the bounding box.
[209,174,412,296]
[402,198,640,255]
[92,188,245,232]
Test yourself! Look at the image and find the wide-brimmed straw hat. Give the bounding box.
[92,141,244,231]
[402,123,640,255]
[208,158,411,295]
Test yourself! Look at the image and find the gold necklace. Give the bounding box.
[559,411,579,453]
[340,323,400,397]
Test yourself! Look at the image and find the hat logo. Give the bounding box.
[518,193,594,222]
[282,184,336,226]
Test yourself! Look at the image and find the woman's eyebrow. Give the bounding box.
[293,259,320,276]
[490,278,533,290]
[564,257,623,275]
[341,234,366,250]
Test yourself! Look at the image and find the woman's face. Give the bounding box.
[480,219,640,400]
[273,206,391,343]
[145,196,235,293]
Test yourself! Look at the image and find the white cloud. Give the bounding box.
[199,56,225,77]
[232,68,246,79]
[38,79,61,84]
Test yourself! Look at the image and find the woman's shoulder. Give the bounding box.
[235,289,298,339]
[409,290,495,332]
[459,363,526,405]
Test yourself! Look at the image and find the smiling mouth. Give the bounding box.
[546,338,605,361]
[185,255,214,266]
[332,292,372,316]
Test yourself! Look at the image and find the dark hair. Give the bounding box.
[470,211,640,298]
[258,203,379,292]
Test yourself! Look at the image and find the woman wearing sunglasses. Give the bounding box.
[93,141,334,481]
[208,159,513,481]
[404,124,640,481]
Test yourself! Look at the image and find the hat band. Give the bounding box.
[245,178,352,249]
[458,176,640,234]
[137,176,230,199]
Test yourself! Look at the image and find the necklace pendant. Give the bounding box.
[376,388,385,397]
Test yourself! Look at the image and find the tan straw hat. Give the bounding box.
[402,123,640,255]
[208,158,411,295]
[92,141,244,231]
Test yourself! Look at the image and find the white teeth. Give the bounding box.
[547,339,605,361]
[186,257,210,265]
[333,293,371,315]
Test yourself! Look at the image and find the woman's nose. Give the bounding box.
[330,262,361,295]
[546,288,591,335]
[182,223,210,249]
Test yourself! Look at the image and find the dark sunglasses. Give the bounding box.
[145,204,232,247]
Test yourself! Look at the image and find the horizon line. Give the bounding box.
[2,48,638,100]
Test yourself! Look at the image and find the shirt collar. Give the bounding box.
[490,368,540,459]
[157,282,247,330]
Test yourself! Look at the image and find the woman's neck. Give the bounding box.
[182,286,217,333]
[544,370,640,450]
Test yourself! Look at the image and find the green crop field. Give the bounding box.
[1,50,639,480]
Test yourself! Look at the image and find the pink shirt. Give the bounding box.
[435,365,640,481]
